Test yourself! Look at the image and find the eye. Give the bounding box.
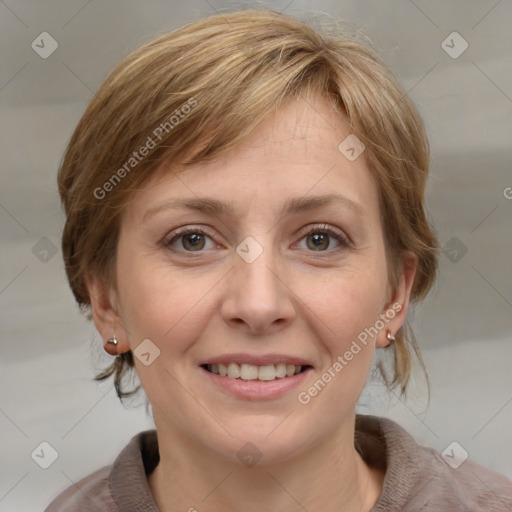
[164,227,216,253]
[296,224,351,253]
[164,224,351,255]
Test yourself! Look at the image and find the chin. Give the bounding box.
[202,418,319,467]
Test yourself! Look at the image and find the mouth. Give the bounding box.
[201,362,313,382]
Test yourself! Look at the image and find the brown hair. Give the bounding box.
[58,9,440,403]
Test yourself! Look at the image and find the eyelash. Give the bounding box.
[163,224,351,255]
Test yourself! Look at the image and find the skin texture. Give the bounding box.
[88,95,417,512]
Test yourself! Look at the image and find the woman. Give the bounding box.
[45,9,512,512]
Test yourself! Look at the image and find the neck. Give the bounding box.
[148,412,384,512]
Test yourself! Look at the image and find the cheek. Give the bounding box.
[116,249,215,348]
[296,275,387,414]
[310,261,388,343]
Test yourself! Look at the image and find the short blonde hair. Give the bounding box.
[58,9,440,402]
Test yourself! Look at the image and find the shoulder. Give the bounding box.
[416,444,512,511]
[357,415,512,512]
[44,465,117,512]
[44,429,159,512]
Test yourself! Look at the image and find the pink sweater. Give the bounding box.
[45,415,512,511]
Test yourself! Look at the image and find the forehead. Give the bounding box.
[125,95,380,224]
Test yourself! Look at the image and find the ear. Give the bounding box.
[86,272,131,354]
[376,250,417,348]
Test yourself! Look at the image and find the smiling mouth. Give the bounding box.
[201,363,312,381]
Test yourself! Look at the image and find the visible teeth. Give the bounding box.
[227,362,240,378]
[207,362,305,381]
[240,364,259,380]
[275,363,286,378]
[258,365,276,381]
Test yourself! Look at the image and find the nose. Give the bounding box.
[221,237,295,335]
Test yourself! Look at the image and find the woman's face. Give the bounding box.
[93,95,413,464]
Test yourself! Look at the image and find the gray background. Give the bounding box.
[1,0,511,510]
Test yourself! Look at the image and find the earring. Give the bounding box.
[104,333,119,356]
[386,331,396,345]
[107,335,118,346]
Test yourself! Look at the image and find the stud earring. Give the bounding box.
[104,333,119,356]
[386,331,395,345]
[107,335,118,346]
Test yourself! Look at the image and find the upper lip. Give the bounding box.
[199,353,313,367]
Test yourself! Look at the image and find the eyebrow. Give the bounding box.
[142,193,366,223]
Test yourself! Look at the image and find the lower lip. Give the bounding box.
[200,366,313,400]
